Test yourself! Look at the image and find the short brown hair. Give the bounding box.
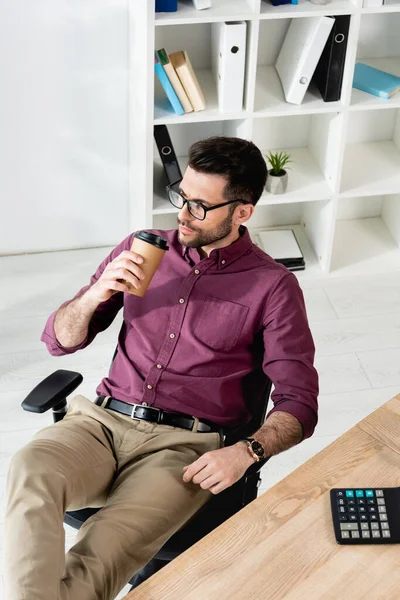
[188,136,267,206]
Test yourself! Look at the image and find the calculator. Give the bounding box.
[330,487,400,544]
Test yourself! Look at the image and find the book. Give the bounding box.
[192,0,212,8]
[169,50,206,112]
[211,21,247,113]
[154,52,185,116]
[353,63,400,99]
[256,229,305,271]
[276,16,334,105]
[312,16,350,102]
[156,49,193,113]
[155,0,177,11]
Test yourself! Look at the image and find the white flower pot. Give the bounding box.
[265,170,288,195]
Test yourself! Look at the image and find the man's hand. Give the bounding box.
[86,250,145,304]
[183,443,255,495]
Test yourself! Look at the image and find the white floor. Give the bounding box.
[1,245,400,599]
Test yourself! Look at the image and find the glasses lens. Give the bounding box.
[188,201,206,220]
[169,189,184,209]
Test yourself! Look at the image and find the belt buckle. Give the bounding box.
[131,403,161,423]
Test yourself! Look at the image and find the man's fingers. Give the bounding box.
[182,456,208,482]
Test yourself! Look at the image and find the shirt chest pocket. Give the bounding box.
[192,296,249,351]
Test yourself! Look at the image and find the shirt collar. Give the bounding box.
[181,226,252,269]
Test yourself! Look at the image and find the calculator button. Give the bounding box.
[357,498,366,505]
[368,506,377,513]
[349,515,358,521]
[339,507,347,513]
[378,506,387,513]
[372,530,381,538]
[336,491,345,497]
[340,523,359,531]
[346,490,354,498]
[355,490,364,498]
[338,499,345,506]
[381,522,389,530]
[359,507,366,513]
[341,531,350,538]
[367,499,376,505]
[347,500,356,506]
[370,523,379,530]
[375,490,384,497]
[351,531,360,538]
[340,515,349,522]
[365,490,374,497]
[377,498,385,505]
[382,530,391,538]
[360,515,368,521]
[379,514,388,521]
[362,531,371,538]
[348,507,357,513]
[370,514,378,521]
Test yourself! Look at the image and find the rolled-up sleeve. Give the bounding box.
[262,271,319,439]
[41,233,134,356]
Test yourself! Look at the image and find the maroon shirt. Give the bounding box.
[41,227,318,438]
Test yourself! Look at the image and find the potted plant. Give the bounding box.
[264,150,292,195]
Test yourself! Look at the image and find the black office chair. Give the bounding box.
[21,363,272,592]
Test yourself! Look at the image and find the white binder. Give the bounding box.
[192,0,212,8]
[276,17,334,105]
[211,21,247,113]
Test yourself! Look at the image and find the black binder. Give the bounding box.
[154,125,182,186]
[312,15,350,103]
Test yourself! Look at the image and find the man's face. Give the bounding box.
[177,167,236,249]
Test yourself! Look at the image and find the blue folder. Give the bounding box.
[353,63,400,99]
[155,0,178,11]
[154,52,184,116]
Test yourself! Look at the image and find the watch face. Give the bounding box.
[252,441,264,457]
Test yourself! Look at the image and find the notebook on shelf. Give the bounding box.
[353,62,400,99]
[256,229,305,271]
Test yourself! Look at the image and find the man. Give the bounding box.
[4,136,318,600]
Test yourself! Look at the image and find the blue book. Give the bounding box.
[154,52,185,116]
[353,63,400,99]
[155,0,177,11]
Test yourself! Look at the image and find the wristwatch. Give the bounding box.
[240,438,266,462]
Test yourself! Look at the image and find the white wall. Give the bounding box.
[0,0,130,254]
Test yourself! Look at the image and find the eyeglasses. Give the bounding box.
[166,180,250,221]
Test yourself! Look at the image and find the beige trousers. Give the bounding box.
[4,395,222,600]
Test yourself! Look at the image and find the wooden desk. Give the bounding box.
[124,395,400,600]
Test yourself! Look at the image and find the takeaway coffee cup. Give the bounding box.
[128,231,169,297]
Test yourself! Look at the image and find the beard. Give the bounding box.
[177,211,234,248]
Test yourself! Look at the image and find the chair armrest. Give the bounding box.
[21,369,83,413]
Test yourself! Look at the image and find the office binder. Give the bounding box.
[155,0,177,11]
[257,229,305,271]
[276,17,334,105]
[192,0,212,8]
[154,125,182,186]
[211,21,247,113]
[312,15,350,102]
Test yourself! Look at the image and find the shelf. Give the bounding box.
[258,147,333,204]
[350,58,400,110]
[362,1,400,14]
[155,0,256,26]
[260,0,357,19]
[330,217,400,274]
[254,66,343,116]
[340,141,400,197]
[154,68,249,124]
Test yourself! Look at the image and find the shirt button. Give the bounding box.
[156,364,162,369]
[221,259,226,265]
[194,269,200,275]
[147,384,153,390]
[142,402,148,406]
[179,298,185,304]
[169,333,175,339]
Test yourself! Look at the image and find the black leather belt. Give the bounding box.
[95,396,221,434]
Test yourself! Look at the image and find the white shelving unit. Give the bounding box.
[130,0,400,276]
